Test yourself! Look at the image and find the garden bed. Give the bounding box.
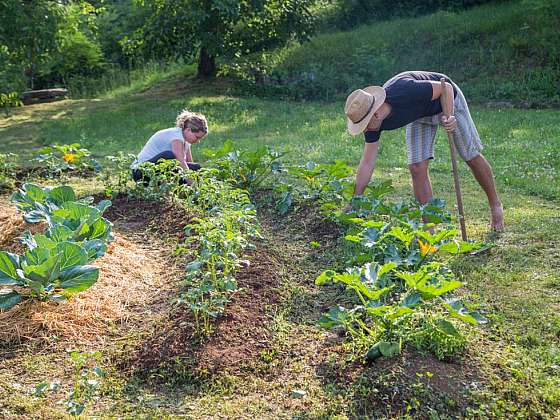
[0,196,185,346]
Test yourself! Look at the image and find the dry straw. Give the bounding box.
[0,213,174,345]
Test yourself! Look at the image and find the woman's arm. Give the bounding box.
[171,139,188,169]
[185,146,193,163]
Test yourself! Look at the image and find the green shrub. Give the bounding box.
[0,92,23,117]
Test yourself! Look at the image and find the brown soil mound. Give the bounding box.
[126,247,283,375]
[102,195,193,240]
[0,197,186,346]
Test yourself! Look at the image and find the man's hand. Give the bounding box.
[441,115,457,132]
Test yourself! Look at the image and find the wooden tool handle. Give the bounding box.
[440,78,468,241]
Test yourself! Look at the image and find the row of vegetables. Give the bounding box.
[0,183,113,310]
[1,143,487,361]
[315,194,487,360]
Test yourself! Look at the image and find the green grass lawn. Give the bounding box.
[1,76,559,418]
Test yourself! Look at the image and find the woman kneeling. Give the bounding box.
[132,109,208,183]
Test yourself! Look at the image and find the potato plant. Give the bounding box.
[175,169,260,335]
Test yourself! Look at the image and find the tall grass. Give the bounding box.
[225,0,560,105]
[66,61,196,99]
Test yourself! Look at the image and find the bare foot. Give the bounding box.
[491,203,504,232]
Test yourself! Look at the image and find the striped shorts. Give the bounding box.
[405,85,483,165]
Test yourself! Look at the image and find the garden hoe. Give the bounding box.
[440,78,468,242]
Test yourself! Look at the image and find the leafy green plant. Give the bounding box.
[314,181,485,361]
[64,350,105,416]
[0,91,23,116]
[174,169,260,335]
[34,143,101,178]
[131,159,187,201]
[0,153,17,192]
[274,160,357,215]
[2,183,113,311]
[205,141,287,192]
[0,242,100,310]
[102,152,136,198]
[11,183,90,223]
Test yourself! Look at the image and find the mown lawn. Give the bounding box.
[0,77,559,418]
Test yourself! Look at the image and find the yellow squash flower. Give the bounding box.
[63,153,77,163]
[418,239,437,257]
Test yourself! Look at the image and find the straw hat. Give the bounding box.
[345,86,386,135]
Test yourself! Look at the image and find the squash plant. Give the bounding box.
[33,143,101,178]
[315,182,486,361]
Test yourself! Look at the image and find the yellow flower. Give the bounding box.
[418,239,437,257]
[63,153,77,163]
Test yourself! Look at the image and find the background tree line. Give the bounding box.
[0,0,499,96]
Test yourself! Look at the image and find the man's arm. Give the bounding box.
[354,141,380,196]
[429,80,456,131]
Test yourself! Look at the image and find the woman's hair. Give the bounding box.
[176,109,208,134]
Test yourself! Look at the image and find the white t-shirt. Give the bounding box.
[132,127,190,168]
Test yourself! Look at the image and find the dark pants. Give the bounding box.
[132,151,201,184]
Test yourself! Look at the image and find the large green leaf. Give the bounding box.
[318,305,351,329]
[47,225,74,243]
[379,341,401,357]
[82,240,107,261]
[443,299,480,325]
[33,234,58,250]
[22,253,61,284]
[434,318,461,337]
[0,252,20,286]
[23,247,51,266]
[59,266,99,293]
[89,218,111,240]
[0,289,23,311]
[400,291,422,308]
[56,242,88,271]
[386,226,415,246]
[23,208,49,224]
[23,183,46,203]
[48,185,76,205]
[315,270,336,285]
[53,202,99,226]
[95,199,112,214]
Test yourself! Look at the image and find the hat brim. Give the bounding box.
[346,86,386,135]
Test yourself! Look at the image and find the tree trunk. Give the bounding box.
[197,47,216,78]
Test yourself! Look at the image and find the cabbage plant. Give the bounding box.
[0,242,99,310]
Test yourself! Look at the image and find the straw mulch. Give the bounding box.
[0,234,180,346]
[0,200,46,254]
[0,195,188,347]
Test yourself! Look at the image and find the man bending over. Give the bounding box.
[344,70,504,231]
